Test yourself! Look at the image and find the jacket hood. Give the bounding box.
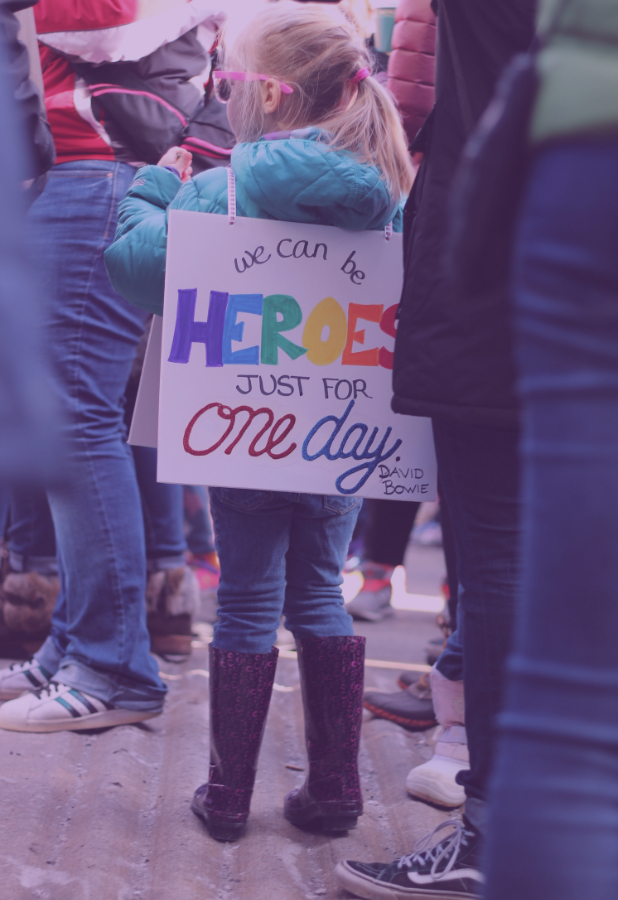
[231,127,399,231]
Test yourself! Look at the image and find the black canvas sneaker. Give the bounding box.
[335,818,483,899]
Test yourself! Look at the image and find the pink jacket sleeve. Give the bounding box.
[386,0,436,145]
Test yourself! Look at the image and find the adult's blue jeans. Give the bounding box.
[9,450,187,574]
[7,489,57,575]
[183,484,216,556]
[28,161,166,711]
[132,446,186,570]
[209,487,360,654]
[432,419,520,829]
[484,139,618,899]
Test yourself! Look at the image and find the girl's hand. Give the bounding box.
[157,147,193,182]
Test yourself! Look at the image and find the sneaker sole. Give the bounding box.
[335,862,480,899]
[363,701,436,731]
[405,783,465,809]
[347,606,395,623]
[0,708,161,733]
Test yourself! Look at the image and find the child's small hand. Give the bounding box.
[157,147,193,182]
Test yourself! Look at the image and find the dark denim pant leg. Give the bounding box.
[183,485,216,556]
[209,488,294,653]
[484,140,618,900]
[283,494,359,638]
[432,419,520,830]
[132,446,186,569]
[7,487,57,575]
[209,489,358,653]
[29,161,166,710]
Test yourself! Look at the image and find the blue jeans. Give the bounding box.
[28,161,166,711]
[8,489,57,575]
[209,488,360,653]
[432,419,520,827]
[484,139,618,899]
[132,446,186,569]
[183,484,216,556]
[436,618,463,682]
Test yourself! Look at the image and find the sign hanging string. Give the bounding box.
[227,166,236,225]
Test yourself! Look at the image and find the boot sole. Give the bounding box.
[284,806,360,834]
[191,799,246,842]
[363,701,436,731]
[0,708,160,733]
[335,861,480,899]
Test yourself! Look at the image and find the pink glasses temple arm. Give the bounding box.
[213,71,294,95]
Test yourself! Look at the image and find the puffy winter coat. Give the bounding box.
[387,0,436,144]
[34,0,232,170]
[532,0,618,144]
[392,0,535,428]
[105,127,402,316]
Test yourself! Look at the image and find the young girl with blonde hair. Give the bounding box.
[106,1,413,842]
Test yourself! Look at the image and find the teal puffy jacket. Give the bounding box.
[105,127,403,315]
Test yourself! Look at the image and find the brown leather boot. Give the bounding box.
[146,566,199,659]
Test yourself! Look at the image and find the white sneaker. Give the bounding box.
[0,681,161,732]
[0,659,53,700]
[406,725,469,808]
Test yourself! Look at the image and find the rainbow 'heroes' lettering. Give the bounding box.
[168,289,397,370]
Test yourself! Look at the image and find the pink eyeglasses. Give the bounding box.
[213,70,294,103]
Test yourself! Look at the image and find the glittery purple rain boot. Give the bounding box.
[284,635,365,833]
[191,645,278,841]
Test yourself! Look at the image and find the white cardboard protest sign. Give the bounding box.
[152,209,436,500]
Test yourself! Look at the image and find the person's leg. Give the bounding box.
[132,445,197,658]
[184,485,216,557]
[336,424,518,899]
[0,489,59,650]
[282,495,366,834]
[484,139,618,900]
[193,487,293,840]
[346,498,420,622]
[2,161,166,726]
[432,418,520,830]
[209,488,295,652]
[283,493,359,639]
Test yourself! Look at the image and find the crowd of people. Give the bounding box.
[0,1,616,898]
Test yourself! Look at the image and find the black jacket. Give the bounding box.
[0,0,54,180]
[392,0,535,428]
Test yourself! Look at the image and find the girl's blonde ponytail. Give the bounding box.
[224,2,414,199]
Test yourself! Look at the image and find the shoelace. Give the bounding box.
[34,680,61,699]
[9,660,34,673]
[397,819,472,880]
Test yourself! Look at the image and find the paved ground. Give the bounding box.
[0,545,450,900]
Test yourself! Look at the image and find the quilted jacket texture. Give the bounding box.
[105,127,403,316]
[387,0,436,145]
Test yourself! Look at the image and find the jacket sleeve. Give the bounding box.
[0,0,55,179]
[105,165,187,315]
[387,0,436,145]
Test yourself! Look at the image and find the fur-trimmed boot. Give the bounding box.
[146,566,200,659]
[191,645,278,841]
[0,570,59,656]
[284,635,365,833]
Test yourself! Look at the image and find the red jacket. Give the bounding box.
[34,0,227,166]
[386,0,436,145]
